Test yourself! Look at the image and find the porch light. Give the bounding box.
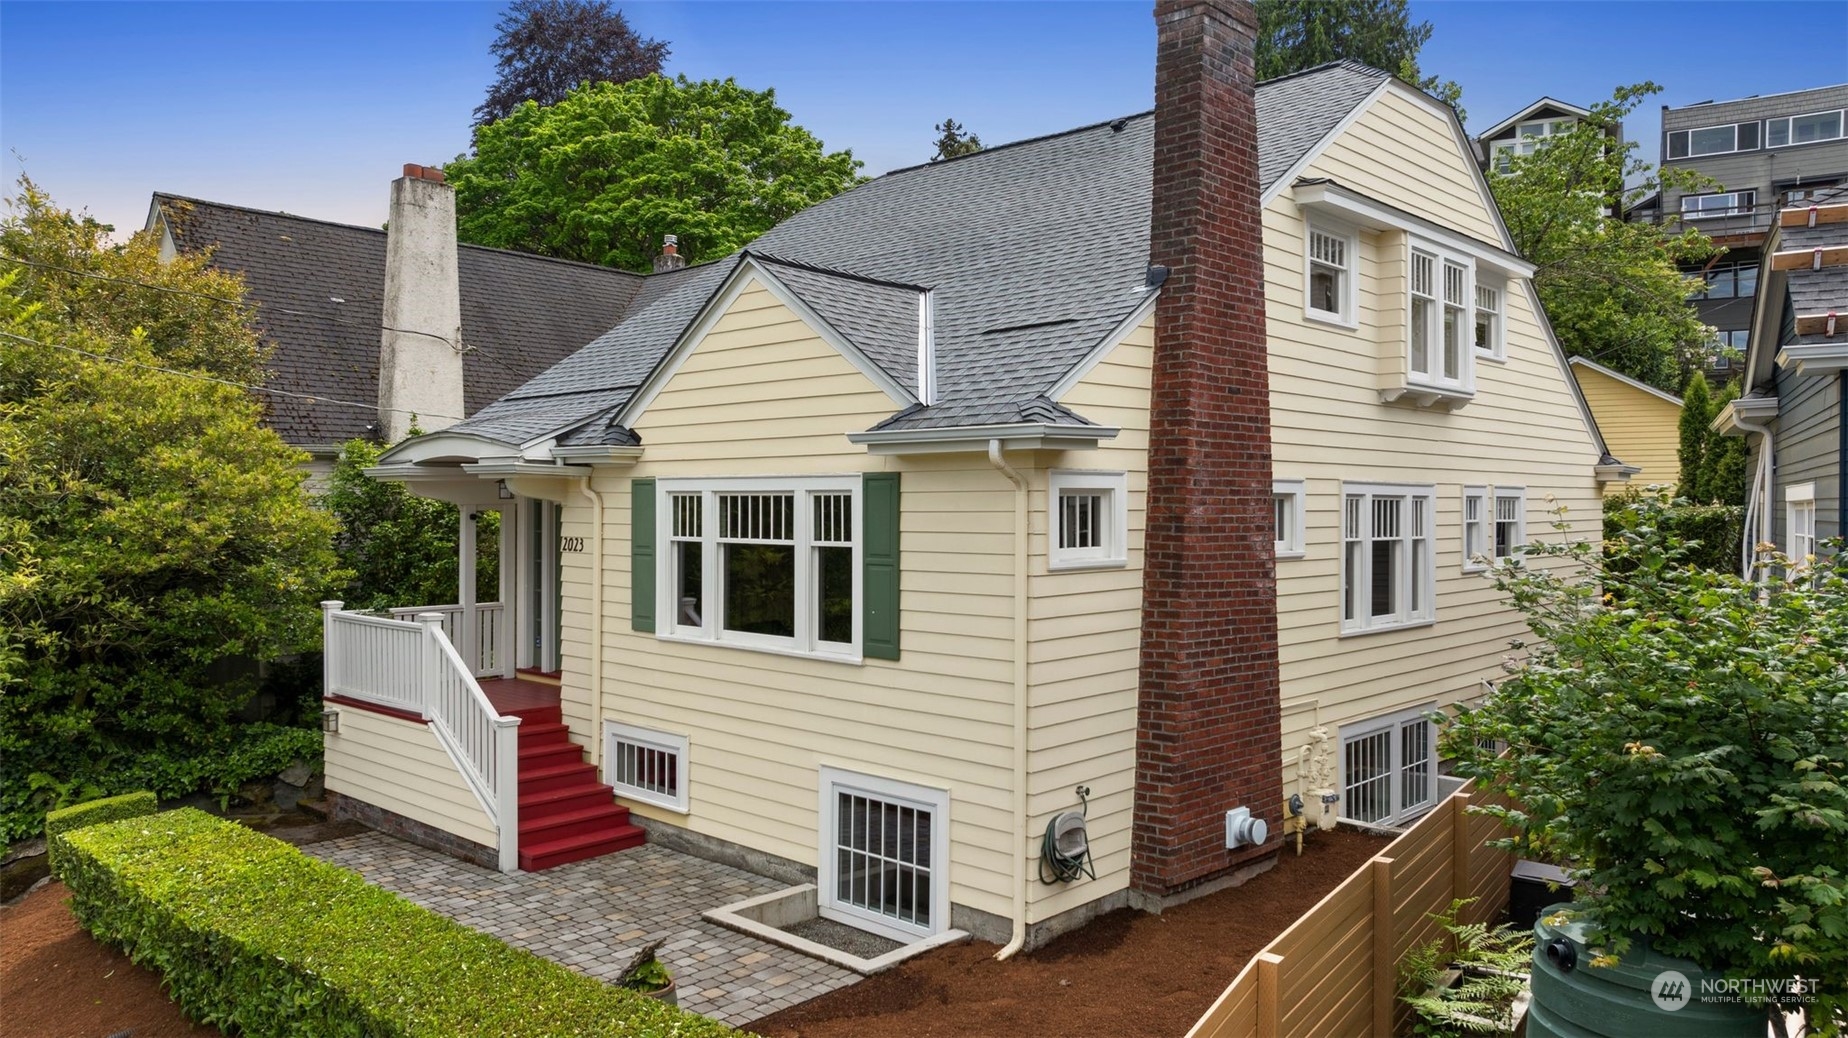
[322,710,340,734]
[497,479,513,500]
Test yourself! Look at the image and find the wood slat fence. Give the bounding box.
[1187,785,1517,1038]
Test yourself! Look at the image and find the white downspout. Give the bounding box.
[988,438,1030,961]
[578,478,606,766]
[1732,417,1774,579]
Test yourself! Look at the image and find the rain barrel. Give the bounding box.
[1527,903,1767,1038]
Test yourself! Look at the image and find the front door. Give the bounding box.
[518,498,563,674]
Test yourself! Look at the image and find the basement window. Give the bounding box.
[604,721,689,813]
[1341,705,1437,826]
[818,767,949,942]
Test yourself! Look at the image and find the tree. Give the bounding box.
[1678,369,1715,500]
[448,75,862,271]
[474,0,668,128]
[0,182,341,842]
[1446,494,1847,1029]
[1490,84,1719,392]
[1706,380,1750,507]
[325,439,498,612]
[1255,0,1463,117]
[930,117,984,162]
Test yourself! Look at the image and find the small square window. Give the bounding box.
[1305,223,1356,325]
[1049,471,1128,571]
[1473,281,1504,359]
[1273,479,1306,559]
[1493,488,1526,560]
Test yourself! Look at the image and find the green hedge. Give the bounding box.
[59,809,746,1038]
[45,790,156,878]
[1603,490,1743,574]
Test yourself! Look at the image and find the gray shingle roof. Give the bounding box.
[443,60,1392,447]
[154,195,645,446]
[1782,184,1848,346]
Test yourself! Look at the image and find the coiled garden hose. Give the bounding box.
[1038,786,1096,884]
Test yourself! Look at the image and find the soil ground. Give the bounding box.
[0,825,1388,1038]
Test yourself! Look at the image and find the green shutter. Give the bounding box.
[862,472,901,660]
[631,478,656,633]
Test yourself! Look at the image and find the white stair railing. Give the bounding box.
[321,602,521,872]
[388,602,505,677]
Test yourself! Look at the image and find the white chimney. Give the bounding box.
[378,163,464,443]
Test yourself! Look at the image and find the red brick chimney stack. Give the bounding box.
[653,234,688,273]
[1132,0,1283,899]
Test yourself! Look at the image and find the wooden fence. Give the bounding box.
[1186,786,1517,1038]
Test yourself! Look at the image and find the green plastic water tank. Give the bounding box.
[1526,903,1767,1038]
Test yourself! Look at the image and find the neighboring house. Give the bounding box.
[147,171,644,482]
[1473,97,1601,175]
[1631,83,1848,377]
[322,4,1618,953]
[1569,356,1684,496]
[1716,184,1848,575]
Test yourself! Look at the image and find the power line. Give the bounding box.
[0,329,463,421]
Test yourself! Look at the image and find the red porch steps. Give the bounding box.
[487,681,646,871]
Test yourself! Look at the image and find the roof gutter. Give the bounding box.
[1717,399,1776,579]
[847,422,1120,456]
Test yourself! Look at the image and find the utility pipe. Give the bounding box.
[988,438,1030,961]
[578,478,607,766]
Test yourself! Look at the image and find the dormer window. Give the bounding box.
[1305,223,1356,326]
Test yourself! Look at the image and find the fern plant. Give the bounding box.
[1399,898,1534,1037]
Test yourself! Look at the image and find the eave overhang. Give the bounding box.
[1713,395,1780,436]
[549,445,646,465]
[845,422,1120,456]
[1292,179,1537,280]
[1776,342,1848,376]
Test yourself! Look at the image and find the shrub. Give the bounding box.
[44,790,155,877]
[1602,486,1741,574]
[59,809,745,1038]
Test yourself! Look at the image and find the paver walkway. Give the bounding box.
[305,831,859,1025]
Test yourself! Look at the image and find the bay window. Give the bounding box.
[1408,244,1474,394]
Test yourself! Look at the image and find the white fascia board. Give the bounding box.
[1713,395,1780,436]
[461,460,593,479]
[613,258,917,430]
[1046,289,1161,401]
[548,444,645,464]
[846,422,1120,456]
[378,430,525,465]
[1477,98,1592,142]
[1568,356,1685,406]
[1594,460,1643,483]
[1260,78,1393,209]
[1777,343,1848,376]
[1292,180,1536,279]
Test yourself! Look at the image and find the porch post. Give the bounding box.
[500,502,519,676]
[320,600,343,701]
[458,508,478,674]
[493,715,522,872]
[417,613,444,721]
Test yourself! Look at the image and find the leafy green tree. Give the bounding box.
[1678,369,1715,500]
[1446,493,1847,1028]
[448,75,862,271]
[474,0,669,128]
[325,439,498,611]
[1255,0,1463,116]
[930,117,984,162]
[0,184,342,841]
[1706,380,1750,507]
[1490,84,1718,392]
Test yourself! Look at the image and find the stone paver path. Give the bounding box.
[305,831,859,1025]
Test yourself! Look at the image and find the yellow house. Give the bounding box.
[324,15,1624,959]
[1569,356,1684,495]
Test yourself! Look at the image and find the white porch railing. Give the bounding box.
[322,601,521,872]
[388,602,504,677]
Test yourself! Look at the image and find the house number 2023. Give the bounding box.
[560,536,587,553]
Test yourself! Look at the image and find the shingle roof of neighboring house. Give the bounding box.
[1781,185,1848,346]
[152,194,646,447]
[444,60,1393,448]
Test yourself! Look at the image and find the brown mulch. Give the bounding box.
[754,827,1391,1038]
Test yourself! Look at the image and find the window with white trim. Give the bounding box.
[1305,223,1356,325]
[1681,191,1756,220]
[1490,118,1578,173]
[1341,484,1436,633]
[658,477,859,658]
[1493,487,1526,561]
[1049,470,1128,570]
[1273,478,1306,559]
[603,721,689,812]
[1408,245,1474,393]
[1341,705,1437,825]
[1462,487,1489,572]
[818,767,949,942]
[1789,484,1817,571]
[1473,279,1504,359]
[1766,109,1844,149]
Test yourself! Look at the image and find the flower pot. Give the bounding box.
[641,977,678,1007]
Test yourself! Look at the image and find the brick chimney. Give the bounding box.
[1131,0,1282,901]
[652,234,687,273]
[378,163,465,442]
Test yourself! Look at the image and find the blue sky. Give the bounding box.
[3,1,1845,237]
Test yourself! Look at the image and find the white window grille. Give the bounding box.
[1494,488,1526,560]
[1340,705,1438,825]
[1049,470,1128,570]
[1474,281,1504,359]
[1273,478,1306,559]
[1306,223,1356,324]
[1341,483,1436,634]
[1410,250,1436,380]
[603,721,689,813]
[1406,241,1476,396]
[1789,484,1817,573]
[1462,487,1489,572]
[818,768,950,942]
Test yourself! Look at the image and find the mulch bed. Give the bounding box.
[753,827,1391,1038]
[0,824,1388,1038]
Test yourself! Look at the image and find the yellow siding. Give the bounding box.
[1305,89,1503,244]
[559,277,1025,922]
[323,707,498,848]
[1572,364,1682,495]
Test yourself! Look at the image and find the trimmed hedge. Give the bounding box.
[45,790,156,878]
[59,809,747,1038]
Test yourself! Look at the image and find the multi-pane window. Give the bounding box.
[1494,488,1526,560]
[1667,121,1758,159]
[658,477,859,657]
[1709,328,1750,368]
[1407,244,1473,393]
[603,721,689,813]
[1341,707,1437,825]
[1789,484,1818,572]
[1049,471,1128,570]
[1692,262,1759,300]
[1462,487,1489,572]
[1681,191,1756,219]
[1443,260,1468,381]
[1766,110,1845,149]
[819,768,948,942]
[1342,484,1436,633]
[1490,118,1577,173]
[1306,224,1355,323]
[1273,478,1306,558]
[1474,281,1504,358]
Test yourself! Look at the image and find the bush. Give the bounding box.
[44,791,155,877]
[59,809,745,1038]
[1602,487,1742,574]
